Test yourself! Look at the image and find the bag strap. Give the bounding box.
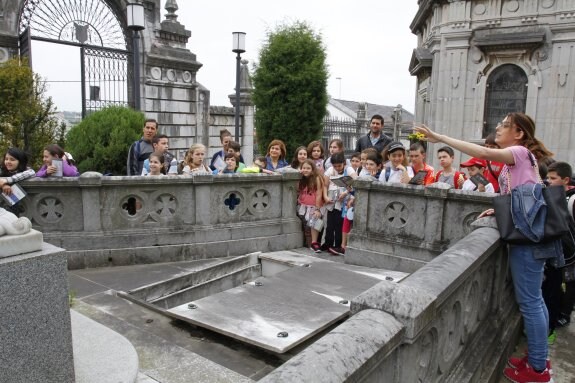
[568,194,575,219]
[486,160,498,180]
[504,151,542,193]
[385,166,391,181]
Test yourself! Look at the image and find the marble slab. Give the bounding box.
[167,260,407,353]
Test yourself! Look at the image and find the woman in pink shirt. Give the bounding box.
[415,113,555,383]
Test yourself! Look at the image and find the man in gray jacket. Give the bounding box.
[127,119,158,175]
[354,114,392,154]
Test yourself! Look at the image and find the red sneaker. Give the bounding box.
[503,363,553,383]
[508,354,552,374]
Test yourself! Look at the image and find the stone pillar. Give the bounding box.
[78,172,103,231]
[143,0,203,160]
[356,102,368,136]
[229,59,255,165]
[0,243,75,383]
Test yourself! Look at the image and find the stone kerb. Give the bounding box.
[347,180,495,272]
[19,172,302,269]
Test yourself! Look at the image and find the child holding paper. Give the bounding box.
[36,144,79,177]
[0,148,35,215]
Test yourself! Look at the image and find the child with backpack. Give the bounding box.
[434,146,465,189]
[380,142,413,183]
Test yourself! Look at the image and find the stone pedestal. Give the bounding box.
[0,229,43,258]
[0,243,75,383]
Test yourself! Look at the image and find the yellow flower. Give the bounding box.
[408,132,426,141]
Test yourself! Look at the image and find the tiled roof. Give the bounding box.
[330,98,414,122]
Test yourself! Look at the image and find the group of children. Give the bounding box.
[291,135,507,256]
[0,144,79,215]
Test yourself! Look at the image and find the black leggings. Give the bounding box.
[323,209,343,248]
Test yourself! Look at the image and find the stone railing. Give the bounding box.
[348,179,495,272]
[261,225,520,383]
[19,172,302,269]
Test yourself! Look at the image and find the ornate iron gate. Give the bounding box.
[18,0,132,118]
[81,46,132,117]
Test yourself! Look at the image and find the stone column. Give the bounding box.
[229,59,255,165]
[143,0,203,160]
[78,172,103,231]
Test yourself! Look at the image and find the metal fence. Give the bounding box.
[322,117,364,155]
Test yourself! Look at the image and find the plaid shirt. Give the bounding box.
[3,168,35,185]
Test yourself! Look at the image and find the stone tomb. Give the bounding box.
[168,253,407,353]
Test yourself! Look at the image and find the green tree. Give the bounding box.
[66,106,144,175]
[0,58,59,168]
[252,21,329,157]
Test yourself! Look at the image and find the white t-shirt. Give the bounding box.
[379,166,414,183]
[325,166,357,211]
[462,179,495,193]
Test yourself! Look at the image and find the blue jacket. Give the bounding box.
[511,183,564,266]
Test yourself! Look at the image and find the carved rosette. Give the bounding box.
[223,190,247,216]
[119,191,178,224]
[36,196,65,224]
[384,202,409,228]
[247,189,270,215]
[437,300,463,374]
[413,328,438,382]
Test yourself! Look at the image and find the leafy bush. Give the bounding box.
[66,106,144,174]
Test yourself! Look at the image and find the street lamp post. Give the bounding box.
[232,32,246,143]
[393,104,402,141]
[127,2,145,110]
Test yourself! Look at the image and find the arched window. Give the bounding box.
[483,64,528,137]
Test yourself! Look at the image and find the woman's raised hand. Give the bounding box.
[413,124,441,143]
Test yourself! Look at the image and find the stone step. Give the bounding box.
[128,253,260,302]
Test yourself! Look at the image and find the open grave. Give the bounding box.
[120,251,407,354]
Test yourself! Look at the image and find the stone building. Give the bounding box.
[0,0,254,165]
[409,0,575,166]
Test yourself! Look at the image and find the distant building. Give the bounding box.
[410,0,575,166]
[324,98,414,153]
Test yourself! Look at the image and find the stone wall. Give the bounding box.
[19,172,302,269]
[410,0,575,167]
[347,180,494,272]
[261,226,520,383]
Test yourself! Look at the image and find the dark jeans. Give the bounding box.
[323,209,343,248]
[542,263,563,332]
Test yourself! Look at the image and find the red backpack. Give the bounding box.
[435,170,466,189]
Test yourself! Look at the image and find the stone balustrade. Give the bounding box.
[261,225,520,383]
[348,179,495,272]
[19,172,302,269]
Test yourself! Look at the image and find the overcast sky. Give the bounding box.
[31,1,420,114]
